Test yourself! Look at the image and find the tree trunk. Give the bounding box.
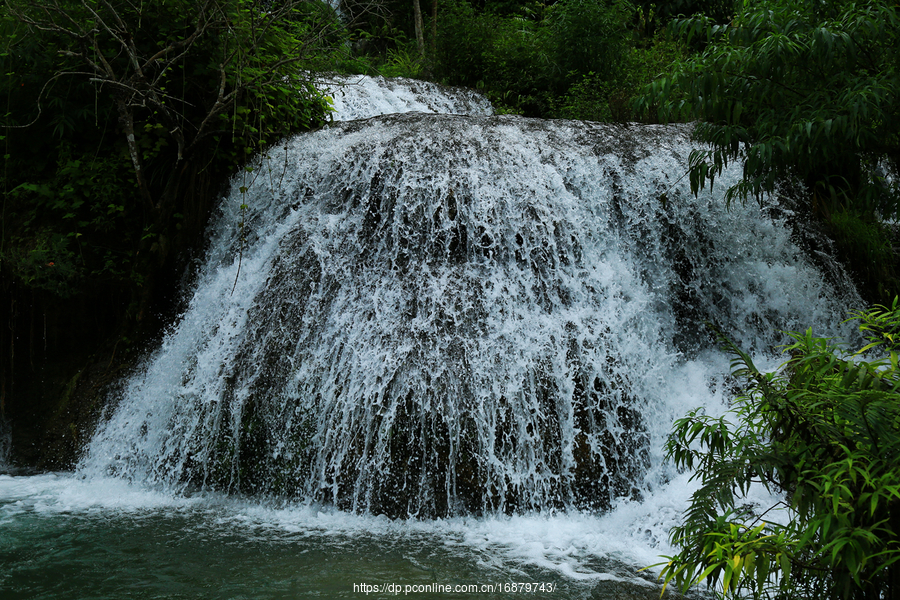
[431,0,437,55]
[413,0,425,59]
[114,96,155,214]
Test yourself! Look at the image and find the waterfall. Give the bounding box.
[78,77,860,519]
[319,74,494,120]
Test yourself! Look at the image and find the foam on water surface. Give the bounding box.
[319,74,494,121]
[0,471,698,583]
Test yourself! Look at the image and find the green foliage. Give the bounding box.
[827,210,900,304]
[3,229,80,296]
[552,33,685,122]
[210,0,339,162]
[333,23,432,78]
[378,38,427,78]
[432,0,635,116]
[636,0,900,215]
[851,298,900,354]
[429,0,683,120]
[552,71,620,122]
[3,143,140,291]
[0,0,339,299]
[656,304,900,599]
[656,0,734,23]
[633,0,737,39]
[432,0,526,105]
[546,0,631,80]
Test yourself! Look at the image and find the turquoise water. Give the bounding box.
[3,508,548,599]
[0,474,698,599]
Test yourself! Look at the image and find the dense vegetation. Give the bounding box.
[637,0,900,301]
[639,0,900,211]
[2,0,338,298]
[0,0,340,465]
[658,301,900,600]
[352,0,692,119]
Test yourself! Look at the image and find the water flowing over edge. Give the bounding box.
[1,75,863,588]
[318,74,495,121]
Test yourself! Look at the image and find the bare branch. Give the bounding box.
[1,72,69,130]
[5,0,338,215]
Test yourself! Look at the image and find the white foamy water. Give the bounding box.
[319,74,494,120]
[77,112,858,515]
[0,75,860,597]
[0,465,786,593]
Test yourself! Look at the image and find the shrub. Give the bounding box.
[546,0,631,82]
[1,0,338,295]
[656,302,900,599]
[827,210,900,304]
[433,0,635,117]
[636,0,900,215]
[551,33,685,122]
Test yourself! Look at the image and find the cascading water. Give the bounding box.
[78,76,860,521]
[0,76,866,599]
[320,74,494,120]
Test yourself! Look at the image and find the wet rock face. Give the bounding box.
[206,115,676,516]
[79,108,857,518]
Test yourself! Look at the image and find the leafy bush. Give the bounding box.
[546,0,630,81]
[1,0,338,296]
[657,302,900,599]
[432,0,634,116]
[379,41,428,78]
[551,33,684,122]
[432,0,546,112]
[827,210,900,304]
[636,0,900,215]
[633,0,737,38]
